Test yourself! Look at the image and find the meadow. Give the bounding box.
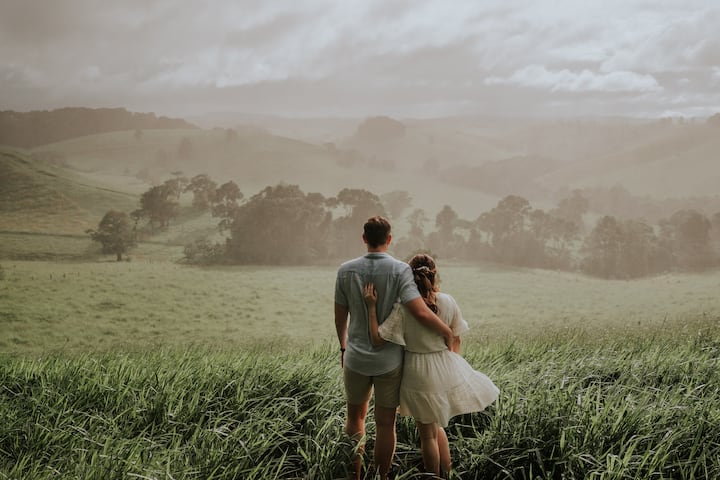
[2,255,720,478]
[2,258,720,354]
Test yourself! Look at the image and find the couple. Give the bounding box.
[334,216,499,479]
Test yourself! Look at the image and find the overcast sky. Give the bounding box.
[2,0,719,119]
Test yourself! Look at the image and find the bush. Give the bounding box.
[183,239,225,264]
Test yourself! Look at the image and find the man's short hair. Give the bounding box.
[364,216,392,248]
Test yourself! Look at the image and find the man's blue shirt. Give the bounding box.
[335,252,420,376]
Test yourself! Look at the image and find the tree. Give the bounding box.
[619,219,672,277]
[380,190,412,219]
[393,208,429,259]
[581,216,623,278]
[226,184,331,264]
[477,195,536,265]
[582,215,674,278]
[138,184,177,232]
[407,208,429,240]
[528,209,579,268]
[212,181,243,230]
[426,205,466,259]
[162,175,188,201]
[551,189,589,232]
[185,174,218,211]
[330,188,386,258]
[478,195,531,246]
[660,209,714,270]
[87,210,136,261]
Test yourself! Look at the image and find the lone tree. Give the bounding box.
[87,210,137,261]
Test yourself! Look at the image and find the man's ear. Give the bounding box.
[387,233,392,246]
[362,233,368,245]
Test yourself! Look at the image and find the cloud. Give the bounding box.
[0,0,718,118]
[485,65,662,93]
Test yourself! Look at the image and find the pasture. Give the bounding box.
[2,259,720,354]
[2,257,720,478]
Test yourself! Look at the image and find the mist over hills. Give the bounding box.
[2,107,720,238]
[183,109,720,201]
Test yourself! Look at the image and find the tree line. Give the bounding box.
[88,175,720,278]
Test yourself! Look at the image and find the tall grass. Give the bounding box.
[2,323,719,479]
[3,259,720,477]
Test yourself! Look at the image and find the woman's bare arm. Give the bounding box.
[451,335,461,354]
[363,283,386,347]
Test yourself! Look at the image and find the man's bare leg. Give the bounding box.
[346,402,369,480]
[374,405,397,480]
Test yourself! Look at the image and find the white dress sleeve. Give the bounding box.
[378,303,406,346]
[446,294,470,336]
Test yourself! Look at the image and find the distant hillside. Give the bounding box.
[439,155,565,199]
[0,107,197,149]
[340,115,521,173]
[535,121,720,198]
[27,127,501,225]
[7,111,718,241]
[0,148,138,234]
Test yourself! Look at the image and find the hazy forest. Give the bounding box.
[2,106,720,479]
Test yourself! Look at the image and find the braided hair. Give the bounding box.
[408,254,439,314]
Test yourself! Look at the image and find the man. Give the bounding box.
[334,216,454,480]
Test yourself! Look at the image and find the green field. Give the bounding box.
[3,122,720,478]
[2,258,720,478]
[2,260,719,355]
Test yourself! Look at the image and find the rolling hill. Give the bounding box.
[211,113,720,204]
[26,126,502,223]
[2,110,719,246]
[0,107,196,149]
[535,122,720,198]
[0,148,138,235]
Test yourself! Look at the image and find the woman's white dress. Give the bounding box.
[379,292,499,427]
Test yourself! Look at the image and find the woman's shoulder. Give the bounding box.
[436,292,457,305]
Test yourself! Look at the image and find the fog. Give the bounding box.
[3,0,720,238]
[2,0,720,119]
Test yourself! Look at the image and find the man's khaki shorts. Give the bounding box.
[343,365,402,409]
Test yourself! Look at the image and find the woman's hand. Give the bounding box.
[364,282,386,347]
[363,283,377,307]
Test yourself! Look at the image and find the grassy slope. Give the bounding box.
[0,148,138,235]
[1,302,718,479]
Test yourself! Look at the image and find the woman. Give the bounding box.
[363,253,499,477]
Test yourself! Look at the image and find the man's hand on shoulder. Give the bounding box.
[404,297,454,346]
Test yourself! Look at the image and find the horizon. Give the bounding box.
[4,105,716,124]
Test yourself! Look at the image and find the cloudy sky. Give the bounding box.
[2,0,719,119]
